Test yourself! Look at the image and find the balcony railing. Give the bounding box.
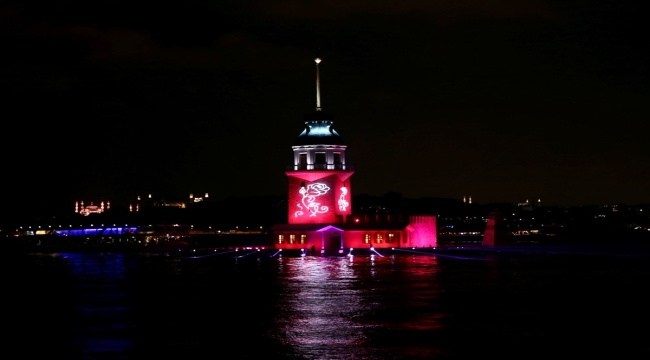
[286,164,354,171]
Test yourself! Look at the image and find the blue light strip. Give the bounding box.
[236,250,260,259]
[54,227,138,236]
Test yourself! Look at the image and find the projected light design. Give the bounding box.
[338,187,349,211]
[295,183,330,217]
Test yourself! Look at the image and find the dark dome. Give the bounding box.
[295,112,344,146]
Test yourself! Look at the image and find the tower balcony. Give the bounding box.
[286,164,354,171]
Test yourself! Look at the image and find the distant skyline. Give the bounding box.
[1,1,648,219]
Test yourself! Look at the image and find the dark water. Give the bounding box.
[6,245,650,359]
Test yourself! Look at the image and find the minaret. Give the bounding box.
[286,56,354,224]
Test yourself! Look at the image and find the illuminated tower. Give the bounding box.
[286,56,354,224]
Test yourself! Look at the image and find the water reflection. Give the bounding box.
[273,255,445,359]
[61,253,135,358]
[12,246,650,359]
[274,256,371,358]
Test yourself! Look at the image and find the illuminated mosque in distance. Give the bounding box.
[271,57,437,254]
[75,200,109,216]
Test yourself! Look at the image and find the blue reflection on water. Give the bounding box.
[61,253,135,358]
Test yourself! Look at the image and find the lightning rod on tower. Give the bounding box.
[315,56,322,111]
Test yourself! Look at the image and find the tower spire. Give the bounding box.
[315,56,322,111]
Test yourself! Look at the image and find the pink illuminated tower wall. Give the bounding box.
[286,56,354,225]
[287,172,353,224]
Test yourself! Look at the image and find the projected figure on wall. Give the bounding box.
[295,182,330,217]
[338,187,349,211]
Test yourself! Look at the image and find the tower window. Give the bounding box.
[289,234,296,244]
[363,234,371,244]
[278,235,285,244]
[314,153,326,170]
[333,153,341,164]
[300,234,307,244]
[376,234,383,243]
[299,153,307,170]
[387,233,395,243]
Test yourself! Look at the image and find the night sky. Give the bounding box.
[1,1,648,219]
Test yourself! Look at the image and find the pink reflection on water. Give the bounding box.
[273,256,373,357]
[272,255,446,358]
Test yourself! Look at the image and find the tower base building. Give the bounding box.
[272,214,437,254]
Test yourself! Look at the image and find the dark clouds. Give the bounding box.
[0,0,648,219]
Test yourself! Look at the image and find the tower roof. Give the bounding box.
[294,55,345,146]
[295,112,344,146]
